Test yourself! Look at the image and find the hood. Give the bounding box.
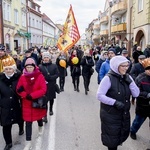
[110,56,129,74]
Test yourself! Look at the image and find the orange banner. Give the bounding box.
[57,5,80,52]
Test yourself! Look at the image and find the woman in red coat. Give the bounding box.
[16,58,47,150]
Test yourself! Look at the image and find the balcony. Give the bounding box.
[100,16,108,24]
[111,23,126,33]
[100,30,108,36]
[92,34,100,41]
[111,1,127,15]
[93,24,100,30]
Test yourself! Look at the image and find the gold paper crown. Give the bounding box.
[141,58,150,69]
[2,57,16,68]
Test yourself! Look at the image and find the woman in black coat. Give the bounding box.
[56,51,68,92]
[80,50,94,95]
[39,52,59,121]
[0,58,23,150]
[69,49,81,92]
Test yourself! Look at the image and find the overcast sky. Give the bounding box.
[35,0,105,35]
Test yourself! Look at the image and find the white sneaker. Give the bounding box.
[38,126,44,135]
[23,141,32,150]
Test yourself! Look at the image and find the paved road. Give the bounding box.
[0,70,150,150]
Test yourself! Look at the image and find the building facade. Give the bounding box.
[3,0,28,53]
[133,0,150,50]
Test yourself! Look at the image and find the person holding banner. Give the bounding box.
[69,49,81,92]
[56,51,68,92]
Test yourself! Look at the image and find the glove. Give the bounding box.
[17,86,24,93]
[26,94,32,100]
[114,101,125,110]
[124,74,132,85]
[147,93,150,98]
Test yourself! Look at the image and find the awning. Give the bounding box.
[17,30,31,39]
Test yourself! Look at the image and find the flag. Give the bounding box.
[57,5,80,52]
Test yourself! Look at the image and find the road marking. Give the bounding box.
[47,99,57,150]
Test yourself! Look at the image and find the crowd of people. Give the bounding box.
[0,42,150,150]
[0,44,95,150]
[96,43,150,150]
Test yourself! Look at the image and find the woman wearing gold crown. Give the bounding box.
[0,57,24,150]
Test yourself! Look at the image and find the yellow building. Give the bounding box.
[3,0,28,53]
[133,0,150,50]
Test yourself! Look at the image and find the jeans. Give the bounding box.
[130,114,146,134]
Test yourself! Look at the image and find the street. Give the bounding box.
[0,70,150,150]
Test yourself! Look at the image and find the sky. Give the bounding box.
[35,0,106,35]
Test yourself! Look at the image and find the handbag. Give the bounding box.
[90,68,94,75]
[55,83,60,94]
[32,95,47,108]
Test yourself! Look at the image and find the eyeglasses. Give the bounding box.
[120,65,129,68]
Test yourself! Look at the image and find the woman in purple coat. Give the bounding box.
[97,56,139,150]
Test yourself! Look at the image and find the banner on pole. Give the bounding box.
[57,5,80,52]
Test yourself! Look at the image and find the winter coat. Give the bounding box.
[69,55,81,77]
[135,72,150,117]
[129,63,145,80]
[80,56,94,77]
[97,56,139,148]
[100,71,131,147]
[99,59,110,80]
[143,48,150,58]
[16,67,47,122]
[39,62,59,100]
[132,50,143,63]
[0,71,22,126]
[56,56,68,78]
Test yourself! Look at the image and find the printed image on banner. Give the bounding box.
[57,5,80,52]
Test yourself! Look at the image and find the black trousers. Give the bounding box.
[49,99,54,112]
[3,124,12,145]
[3,121,24,144]
[83,75,91,90]
[25,119,43,141]
[72,76,80,89]
[108,147,117,150]
[59,77,65,89]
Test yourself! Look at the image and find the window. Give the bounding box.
[32,19,35,27]
[21,0,26,5]
[22,11,26,27]
[14,9,19,24]
[3,2,11,21]
[138,0,143,12]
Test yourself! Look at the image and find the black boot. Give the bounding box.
[4,143,12,150]
[74,84,77,91]
[49,110,53,116]
[42,115,48,123]
[85,89,88,95]
[76,87,80,92]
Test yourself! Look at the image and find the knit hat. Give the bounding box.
[110,55,129,74]
[42,52,51,59]
[12,50,18,56]
[122,50,128,54]
[138,55,146,59]
[40,49,46,53]
[101,51,108,56]
[2,57,17,71]
[0,44,5,51]
[108,48,116,54]
[25,58,36,67]
[141,58,150,70]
